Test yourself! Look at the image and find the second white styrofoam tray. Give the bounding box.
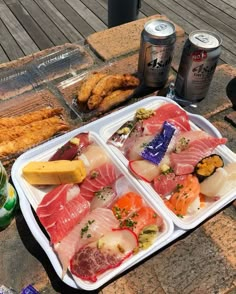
[99,96,236,230]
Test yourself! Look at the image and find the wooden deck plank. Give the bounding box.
[206,0,236,19]
[222,0,236,9]
[0,45,10,63]
[65,0,107,32]
[5,0,54,50]
[34,0,83,43]
[0,17,25,61]
[80,0,108,25]
[0,0,39,55]
[49,0,95,38]
[177,0,236,40]
[19,0,69,45]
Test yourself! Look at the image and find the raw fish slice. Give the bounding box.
[70,229,138,282]
[143,103,188,135]
[47,195,90,243]
[170,137,227,175]
[79,144,109,173]
[169,174,200,216]
[127,135,154,160]
[112,192,144,220]
[129,154,170,182]
[153,173,187,197]
[131,206,164,236]
[80,163,118,201]
[54,208,119,274]
[36,184,90,243]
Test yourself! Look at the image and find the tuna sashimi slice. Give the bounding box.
[170,137,227,175]
[54,208,119,274]
[36,184,90,244]
[143,103,190,135]
[80,163,119,201]
[153,173,187,197]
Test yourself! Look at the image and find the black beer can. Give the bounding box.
[138,19,176,88]
[175,30,222,102]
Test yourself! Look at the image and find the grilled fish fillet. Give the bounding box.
[78,72,107,102]
[0,118,69,158]
[87,95,103,110]
[97,89,135,113]
[0,108,63,128]
[92,74,140,98]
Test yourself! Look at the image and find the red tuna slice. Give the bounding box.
[153,173,187,197]
[54,208,119,274]
[36,184,90,244]
[70,228,138,282]
[143,103,188,135]
[80,163,118,201]
[170,137,227,175]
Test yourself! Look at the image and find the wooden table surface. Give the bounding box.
[0,13,235,294]
[0,0,235,65]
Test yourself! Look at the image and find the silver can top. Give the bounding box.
[144,19,176,38]
[189,30,222,49]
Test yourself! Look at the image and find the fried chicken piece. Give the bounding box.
[0,117,67,143]
[92,74,140,98]
[78,72,107,102]
[0,108,63,128]
[87,94,103,110]
[0,118,69,158]
[97,89,135,113]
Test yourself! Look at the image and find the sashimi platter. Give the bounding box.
[12,97,236,290]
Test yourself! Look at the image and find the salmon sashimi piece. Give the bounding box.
[0,117,69,158]
[0,107,63,128]
[131,206,164,235]
[54,208,119,275]
[79,162,118,201]
[170,137,227,175]
[112,192,144,220]
[169,174,200,216]
[36,184,90,244]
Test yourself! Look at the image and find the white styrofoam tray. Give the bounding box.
[99,96,236,230]
[11,128,175,291]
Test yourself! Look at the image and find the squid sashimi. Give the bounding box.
[79,144,109,173]
[80,162,119,202]
[170,136,227,175]
[153,173,187,197]
[54,208,119,274]
[36,184,90,244]
[143,103,190,135]
[168,174,201,216]
[112,192,163,246]
[70,229,138,282]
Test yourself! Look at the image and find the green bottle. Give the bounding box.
[0,162,18,230]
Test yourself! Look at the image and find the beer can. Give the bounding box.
[175,30,222,102]
[138,19,176,88]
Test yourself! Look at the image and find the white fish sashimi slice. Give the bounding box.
[200,168,228,197]
[187,195,201,215]
[54,208,119,276]
[218,162,236,197]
